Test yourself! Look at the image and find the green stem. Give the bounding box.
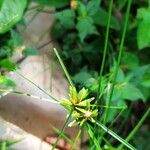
[95,120,136,150]
[52,110,73,150]
[87,124,102,150]
[103,0,132,124]
[97,0,113,100]
[118,107,150,150]
[1,141,6,150]
[99,107,126,145]
[71,128,82,150]
[53,48,74,87]
[16,72,58,102]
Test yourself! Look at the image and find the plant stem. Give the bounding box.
[49,123,73,145]
[1,141,6,150]
[87,124,102,150]
[97,0,113,100]
[118,107,150,150]
[16,72,58,102]
[99,107,126,145]
[71,128,82,150]
[52,110,73,150]
[103,0,132,124]
[53,48,74,87]
[95,120,136,150]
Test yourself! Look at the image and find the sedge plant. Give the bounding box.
[1,0,149,149]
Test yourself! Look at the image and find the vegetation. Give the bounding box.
[0,0,150,149]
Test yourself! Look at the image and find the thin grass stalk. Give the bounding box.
[53,48,74,87]
[99,106,126,145]
[102,137,115,149]
[0,89,58,103]
[95,120,136,150]
[97,0,113,100]
[118,107,150,150]
[1,141,6,150]
[49,124,73,145]
[71,128,82,150]
[103,0,132,124]
[16,72,58,102]
[87,124,102,150]
[52,110,73,150]
[117,102,134,135]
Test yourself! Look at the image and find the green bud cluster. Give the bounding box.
[60,86,98,127]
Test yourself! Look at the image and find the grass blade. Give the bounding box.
[53,48,74,87]
[87,124,102,150]
[52,110,73,150]
[1,141,6,150]
[97,0,113,100]
[49,123,73,145]
[16,72,58,102]
[95,120,137,150]
[104,0,132,124]
[71,128,81,150]
[118,107,150,150]
[0,89,58,103]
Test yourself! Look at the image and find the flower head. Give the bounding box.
[60,86,98,127]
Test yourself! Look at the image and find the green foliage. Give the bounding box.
[137,7,150,49]
[0,59,17,71]
[0,75,16,87]
[121,52,139,70]
[51,0,150,105]
[0,0,27,33]
[32,0,69,8]
[55,9,75,29]
[121,83,145,101]
[0,0,149,149]
[76,16,98,41]
[93,8,120,30]
[22,47,39,56]
[0,139,21,150]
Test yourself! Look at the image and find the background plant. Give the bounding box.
[0,0,149,149]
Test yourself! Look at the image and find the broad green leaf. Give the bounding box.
[116,69,125,82]
[77,1,87,17]
[22,48,39,56]
[93,8,120,30]
[0,75,16,87]
[73,71,92,85]
[129,65,150,86]
[121,52,139,70]
[76,16,98,41]
[141,67,150,87]
[122,83,145,101]
[33,0,69,8]
[0,59,17,71]
[51,21,65,39]
[0,0,27,33]
[137,8,150,49]
[55,9,75,29]
[0,46,12,59]
[87,0,101,16]
[10,29,23,46]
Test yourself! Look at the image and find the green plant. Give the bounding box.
[51,0,150,123]
[0,139,21,150]
[0,0,149,149]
